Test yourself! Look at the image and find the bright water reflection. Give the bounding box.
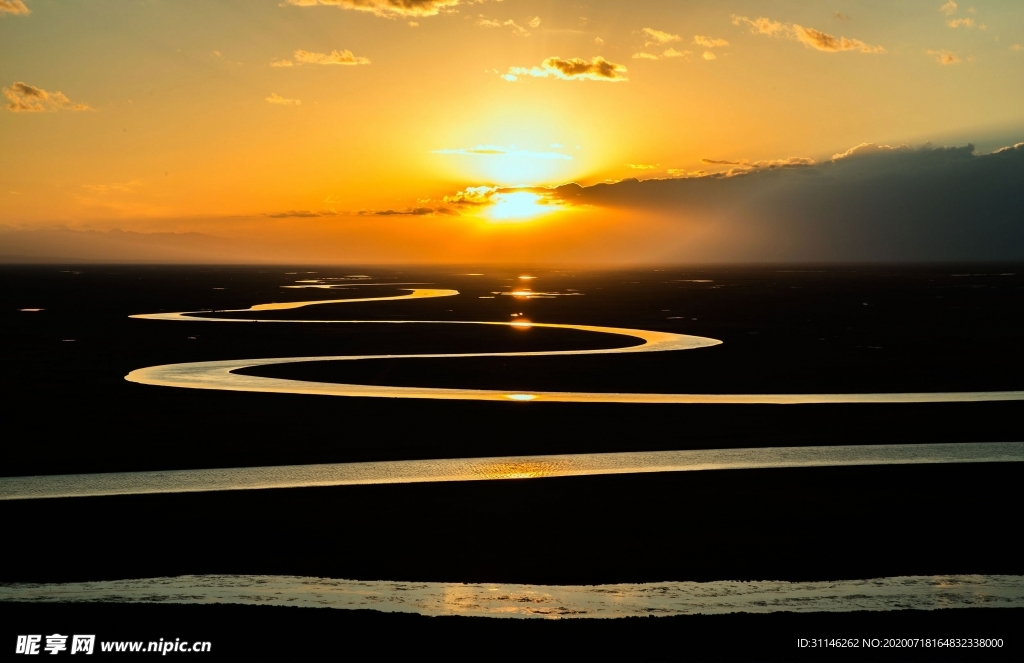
[124,283,1024,405]
[3,574,1022,619]
[2,442,1020,501]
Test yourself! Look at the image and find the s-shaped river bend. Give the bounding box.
[126,287,1024,406]
[3,284,1022,502]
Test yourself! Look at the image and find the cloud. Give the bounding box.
[693,35,729,48]
[438,184,564,216]
[443,185,499,205]
[528,16,541,28]
[697,156,816,174]
[731,15,786,36]
[273,49,370,66]
[702,51,717,60]
[432,144,572,160]
[3,82,92,112]
[642,27,681,46]
[940,1,958,16]
[992,142,1024,154]
[295,49,371,65]
[284,0,460,19]
[633,48,691,62]
[594,37,604,46]
[1012,44,1023,52]
[81,180,142,194]
[791,25,885,53]
[666,169,707,178]
[0,0,30,15]
[265,93,301,105]
[947,18,974,28]
[266,210,335,218]
[926,49,960,64]
[732,15,884,54]
[504,20,528,36]
[626,164,659,170]
[477,17,530,36]
[542,142,1024,261]
[831,143,913,160]
[359,207,440,216]
[503,56,627,82]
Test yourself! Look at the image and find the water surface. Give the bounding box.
[3,442,1020,501]
[3,574,1021,619]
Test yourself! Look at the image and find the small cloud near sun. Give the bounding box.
[693,35,729,48]
[441,185,566,221]
[663,48,691,59]
[358,207,440,216]
[3,82,92,113]
[0,0,30,15]
[732,15,884,53]
[271,49,370,67]
[926,49,960,64]
[443,185,498,206]
[265,210,334,218]
[284,0,460,19]
[502,56,627,82]
[947,17,974,28]
[265,92,301,105]
[634,48,691,61]
[476,17,530,36]
[731,15,787,36]
[642,28,681,46]
[432,145,571,160]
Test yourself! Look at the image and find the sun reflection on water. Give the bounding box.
[476,460,563,479]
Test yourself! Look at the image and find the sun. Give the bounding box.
[484,192,556,221]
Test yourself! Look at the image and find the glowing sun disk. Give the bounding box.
[485,192,554,221]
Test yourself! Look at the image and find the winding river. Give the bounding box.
[125,284,1024,405]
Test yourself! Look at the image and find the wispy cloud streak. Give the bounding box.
[502,56,627,82]
[731,15,884,53]
[3,82,92,112]
[284,0,460,19]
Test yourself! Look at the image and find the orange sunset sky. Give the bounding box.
[2,0,1023,263]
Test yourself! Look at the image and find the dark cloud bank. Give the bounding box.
[554,143,1024,262]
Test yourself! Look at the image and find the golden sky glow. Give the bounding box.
[2,0,1023,263]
